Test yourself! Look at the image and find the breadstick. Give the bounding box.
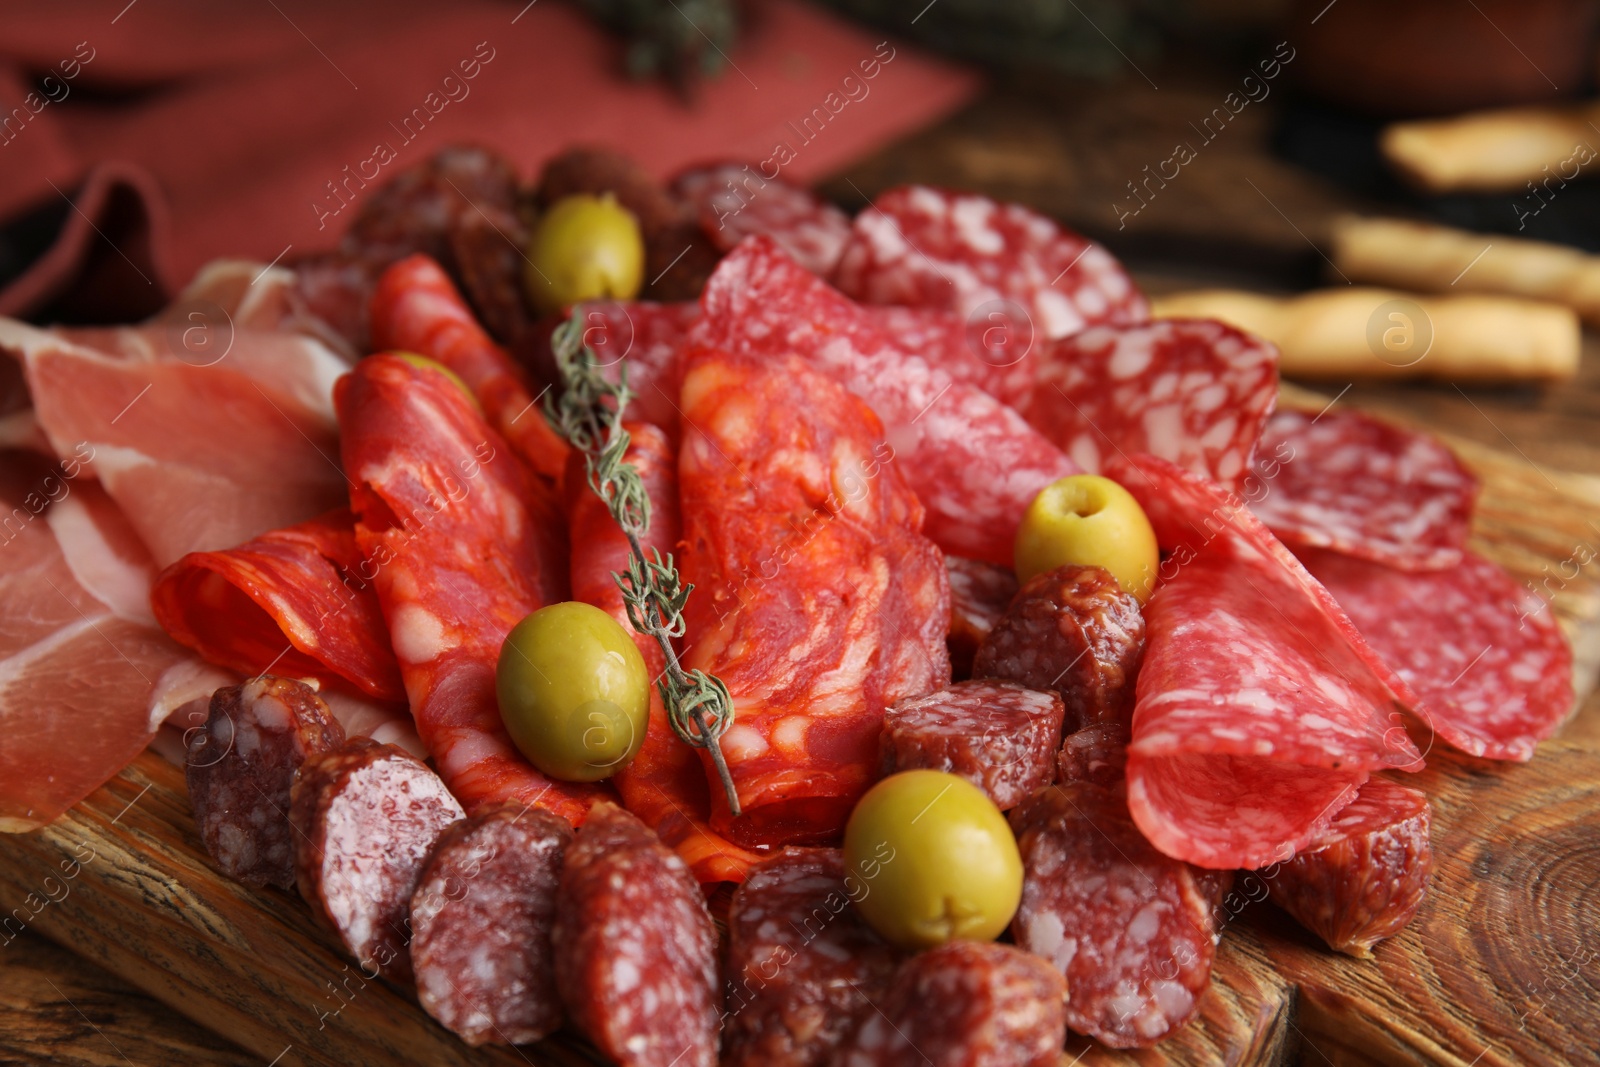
[1379,102,1600,194]
[1331,216,1600,325]
[1151,287,1579,382]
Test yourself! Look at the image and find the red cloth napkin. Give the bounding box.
[0,0,977,321]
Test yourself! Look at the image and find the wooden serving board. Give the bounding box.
[3,389,1599,1067]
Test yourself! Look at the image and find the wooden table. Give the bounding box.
[6,72,1600,1066]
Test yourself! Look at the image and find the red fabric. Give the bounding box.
[0,0,977,319]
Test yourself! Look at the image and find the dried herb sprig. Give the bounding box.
[545,314,741,817]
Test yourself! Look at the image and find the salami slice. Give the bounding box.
[290,737,465,981]
[880,681,1063,810]
[337,355,603,823]
[570,423,762,883]
[152,509,405,702]
[859,304,1036,409]
[1058,721,1129,787]
[1263,776,1432,958]
[1105,454,1423,870]
[1009,782,1225,1049]
[832,940,1067,1067]
[722,848,904,1067]
[945,555,1017,680]
[1301,547,1573,761]
[185,677,346,888]
[832,184,1148,339]
[569,300,699,439]
[410,803,572,1046]
[1249,408,1479,571]
[553,802,720,1067]
[672,163,852,276]
[695,235,1077,565]
[973,564,1145,732]
[678,350,950,846]
[1027,318,1279,492]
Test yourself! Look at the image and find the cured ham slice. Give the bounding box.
[1105,454,1422,870]
[337,354,597,824]
[567,423,761,882]
[677,349,950,847]
[150,509,405,702]
[2,317,349,567]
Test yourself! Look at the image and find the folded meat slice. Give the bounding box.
[677,349,950,847]
[1106,454,1423,870]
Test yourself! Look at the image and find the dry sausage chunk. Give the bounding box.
[1265,777,1432,958]
[723,848,904,1067]
[553,802,721,1067]
[880,681,1063,810]
[290,737,465,981]
[1009,782,1224,1049]
[974,564,1144,732]
[945,555,1017,680]
[410,803,572,1046]
[1057,721,1129,787]
[831,940,1067,1067]
[186,677,346,888]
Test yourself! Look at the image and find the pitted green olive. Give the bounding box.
[524,193,644,314]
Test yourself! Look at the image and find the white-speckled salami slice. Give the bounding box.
[1028,318,1279,492]
[860,304,1036,409]
[1301,547,1573,761]
[1249,408,1478,571]
[673,163,852,276]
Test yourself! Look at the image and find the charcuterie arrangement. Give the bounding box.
[0,144,1577,1064]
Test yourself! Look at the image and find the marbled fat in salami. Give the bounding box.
[673,163,853,276]
[945,555,1018,680]
[832,184,1147,339]
[337,355,602,824]
[1301,547,1573,761]
[695,236,1076,565]
[290,737,465,981]
[974,564,1145,732]
[186,677,346,888]
[553,802,721,1067]
[832,940,1067,1067]
[1264,776,1431,957]
[880,681,1064,810]
[722,848,904,1067]
[678,350,950,846]
[1106,454,1423,870]
[569,300,699,439]
[1027,318,1279,492]
[1010,782,1225,1048]
[152,509,405,702]
[860,304,1036,409]
[1249,408,1478,571]
[410,803,571,1046]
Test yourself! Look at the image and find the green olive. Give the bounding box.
[496,602,649,782]
[390,352,482,414]
[524,193,644,314]
[1014,474,1159,602]
[842,770,1023,950]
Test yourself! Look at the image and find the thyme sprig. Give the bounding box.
[545,314,741,817]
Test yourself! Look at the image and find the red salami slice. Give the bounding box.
[945,555,1018,680]
[1058,721,1129,787]
[553,802,720,1067]
[570,301,699,439]
[679,350,950,846]
[1104,454,1423,870]
[860,304,1036,409]
[410,803,572,1046]
[880,680,1064,810]
[973,564,1145,733]
[1264,776,1432,957]
[695,235,1076,565]
[1301,547,1573,761]
[832,940,1067,1067]
[290,737,465,981]
[1027,319,1279,492]
[1009,782,1225,1049]
[832,184,1148,339]
[1249,408,1479,571]
[672,163,852,276]
[185,677,346,888]
[722,848,904,1067]
[337,355,603,824]
[152,509,405,702]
